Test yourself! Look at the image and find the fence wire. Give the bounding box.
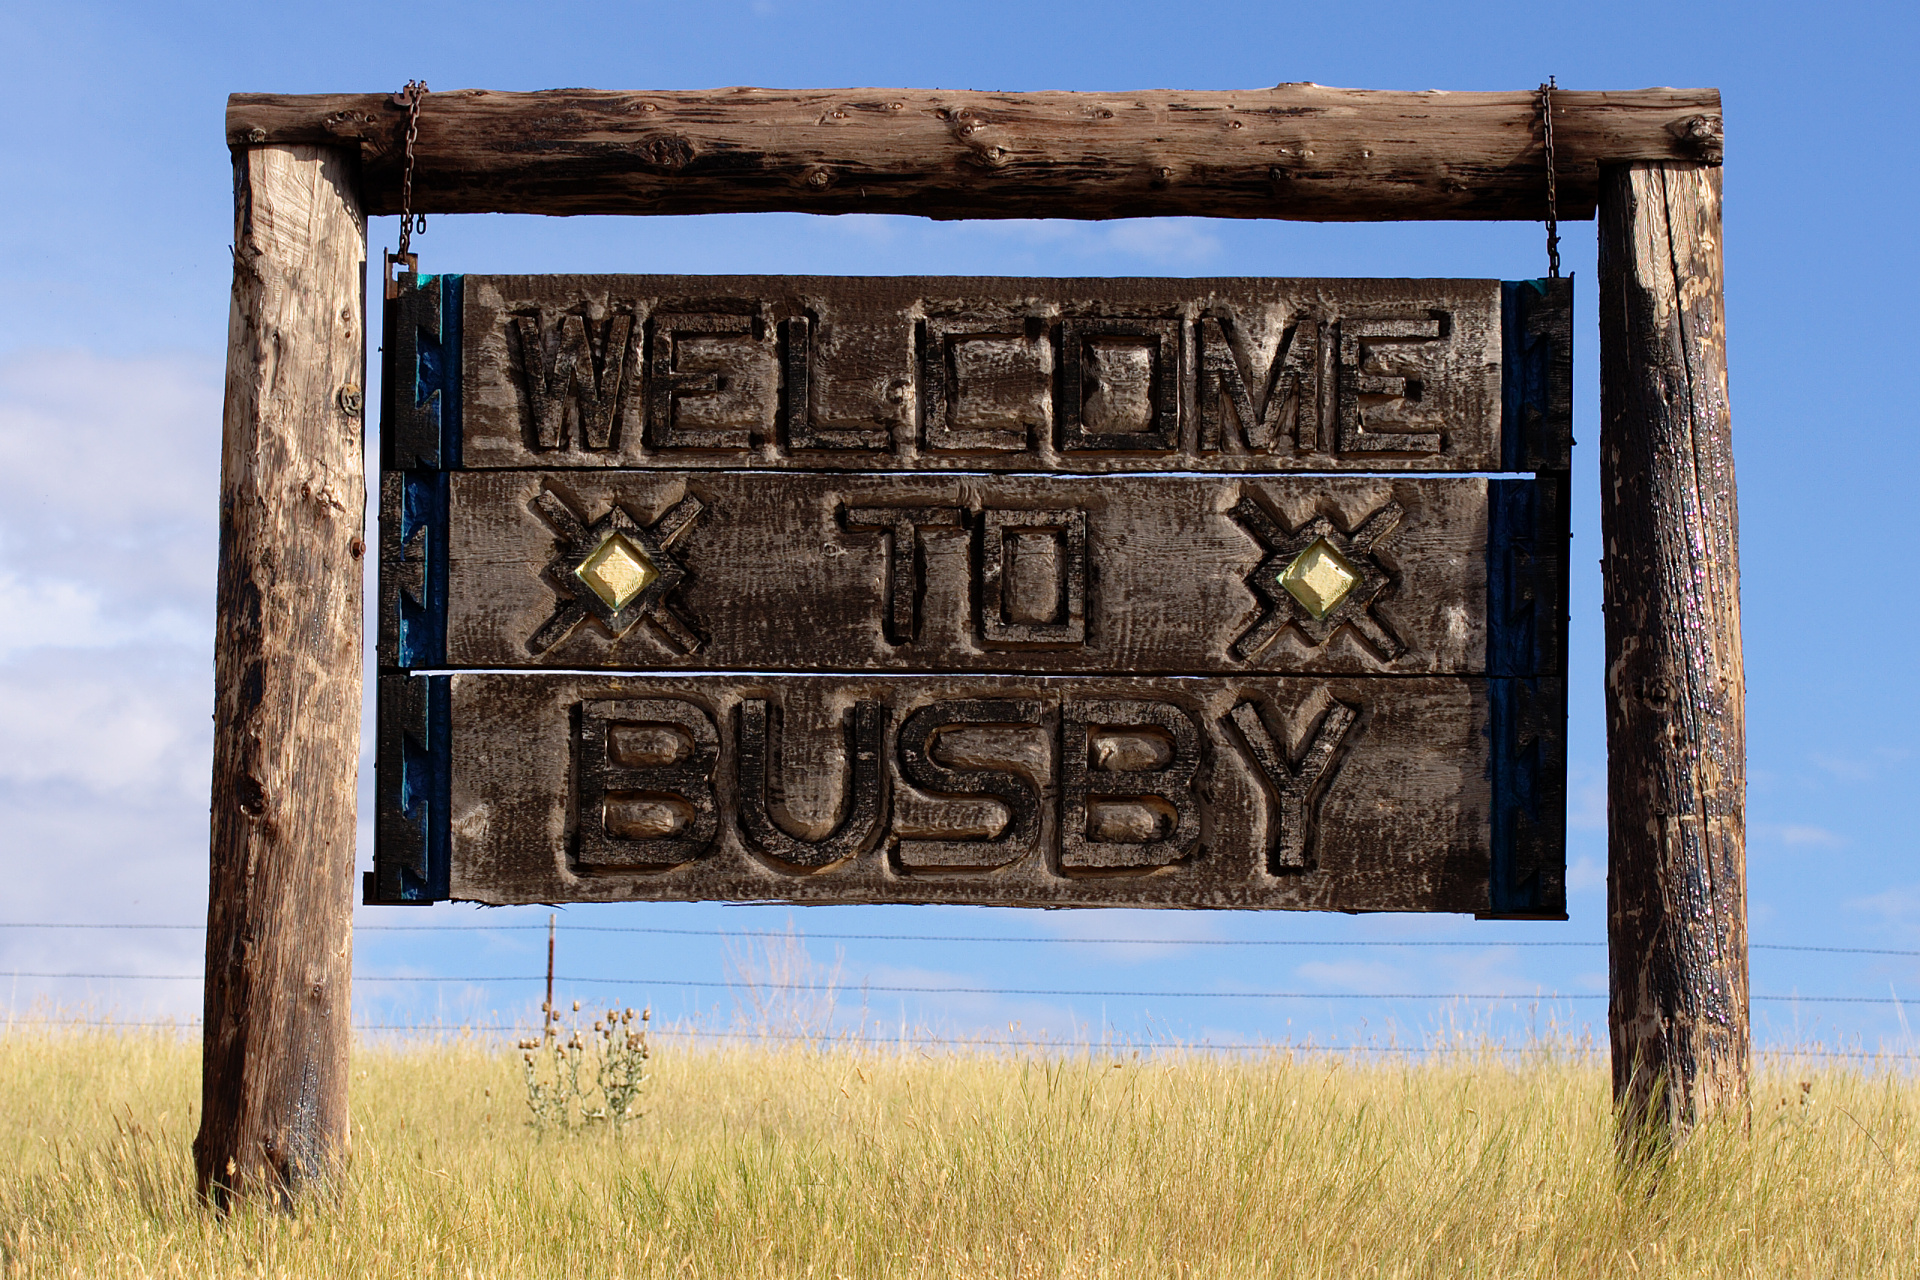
[2,919,1917,958]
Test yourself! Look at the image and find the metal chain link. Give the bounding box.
[1538,77,1561,279]
[393,80,429,258]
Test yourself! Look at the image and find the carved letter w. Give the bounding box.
[515,312,634,450]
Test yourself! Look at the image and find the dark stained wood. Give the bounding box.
[445,672,1505,912]
[225,85,1722,222]
[1599,162,1747,1147]
[201,145,365,1207]
[459,275,1505,473]
[375,271,1574,912]
[439,472,1516,676]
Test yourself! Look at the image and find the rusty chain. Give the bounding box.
[393,80,429,258]
[1538,77,1560,279]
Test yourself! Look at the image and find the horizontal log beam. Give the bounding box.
[227,85,1721,223]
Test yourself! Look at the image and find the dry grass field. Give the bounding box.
[2,1022,1917,1278]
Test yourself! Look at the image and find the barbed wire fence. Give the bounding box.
[4,919,1917,1061]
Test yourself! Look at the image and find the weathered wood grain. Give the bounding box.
[459,275,1503,473]
[201,146,365,1207]
[440,472,1509,676]
[445,673,1506,913]
[225,85,1722,222]
[1599,163,1747,1146]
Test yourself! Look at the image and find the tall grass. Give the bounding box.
[3,1023,1917,1277]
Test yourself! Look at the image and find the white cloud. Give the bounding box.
[1566,855,1605,892]
[0,653,208,803]
[1566,762,1605,831]
[0,568,202,661]
[1293,958,1409,992]
[1778,824,1844,848]
[1809,749,1913,785]
[0,349,222,1020]
[1101,219,1223,266]
[1846,886,1920,927]
[0,348,219,617]
[1032,907,1223,963]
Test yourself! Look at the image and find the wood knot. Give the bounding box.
[633,135,695,171]
[236,774,268,818]
[245,127,267,144]
[804,167,834,189]
[1671,115,1725,162]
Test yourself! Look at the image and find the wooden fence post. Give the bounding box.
[197,143,366,1207]
[1597,161,1748,1150]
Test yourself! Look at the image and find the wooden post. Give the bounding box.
[197,144,366,1207]
[1597,162,1747,1149]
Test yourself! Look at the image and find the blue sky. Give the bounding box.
[1,0,1915,1053]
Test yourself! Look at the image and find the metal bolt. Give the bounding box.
[246,128,267,143]
[337,384,363,415]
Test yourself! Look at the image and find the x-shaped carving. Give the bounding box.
[1230,492,1406,662]
[528,486,705,656]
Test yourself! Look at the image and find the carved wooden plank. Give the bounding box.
[202,145,365,1207]
[433,472,1527,677]
[373,276,1573,914]
[225,85,1722,222]
[441,672,1558,914]
[452,275,1506,473]
[1599,163,1746,1144]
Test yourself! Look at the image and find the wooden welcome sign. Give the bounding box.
[207,85,1734,1203]
[370,272,1570,915]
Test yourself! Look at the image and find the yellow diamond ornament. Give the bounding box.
[576,533,658,611]
[1278,538,1360,620]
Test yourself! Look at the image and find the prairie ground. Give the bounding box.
[2,1022,1916,1278]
